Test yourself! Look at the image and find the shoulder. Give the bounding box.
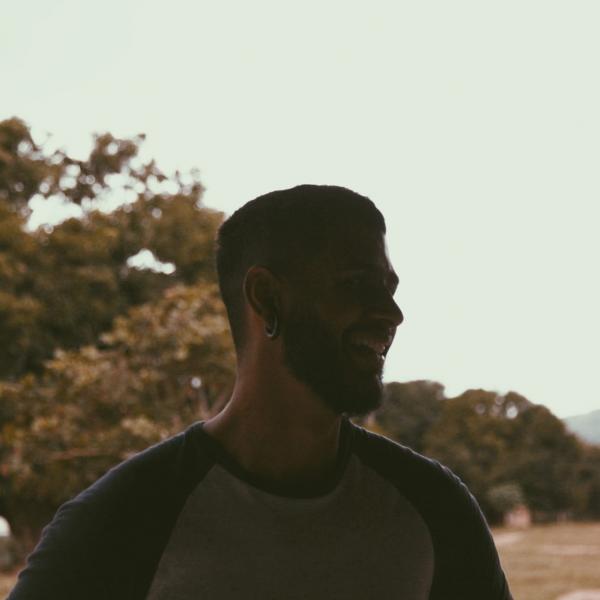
[349,423,485,543]
[350,422,470,502]
[349,423,512,599]
[76,421,211,515]
[8,422,214,600]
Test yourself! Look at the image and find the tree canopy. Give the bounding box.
[372,382,599,523]
[0,117,222,378]
[0,118,235,548]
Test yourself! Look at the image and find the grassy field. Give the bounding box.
[2,522,599,599]
[494,522,600,600]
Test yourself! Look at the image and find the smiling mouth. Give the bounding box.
[351,341,386,358]
[346,343,389,374]
[347,331,393,358]
[344,329,394,373]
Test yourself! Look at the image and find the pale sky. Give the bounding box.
[2,0,599,417]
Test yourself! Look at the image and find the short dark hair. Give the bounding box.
[215,184,386,350]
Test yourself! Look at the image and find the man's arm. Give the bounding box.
[8,496,116,600]
[426,463,513,600]
[352,425,513,599]
[8,425,212,600]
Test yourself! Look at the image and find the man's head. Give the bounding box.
[215,184,403,416]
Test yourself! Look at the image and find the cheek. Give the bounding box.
[317,299,364,342]
[290,279,365,337]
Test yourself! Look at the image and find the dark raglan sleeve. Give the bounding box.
[6,494,115,600]
[7,425,211,600]
[421,461,513,600]
[353,426,513,600]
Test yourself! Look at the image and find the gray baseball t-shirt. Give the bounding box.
[8,417,512,600]
[146,447,434,599]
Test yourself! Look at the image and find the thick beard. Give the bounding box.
[281,301,384,417]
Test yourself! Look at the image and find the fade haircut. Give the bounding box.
[215,184,386,351]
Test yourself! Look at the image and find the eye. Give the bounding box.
[339,277,379,302]
[341,276,365,290]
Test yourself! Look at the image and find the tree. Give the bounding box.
[0,281,235,545]
[1,117,162,214]
[422,389,515,510]
[573,444,600,519]
[422,389,584,518]
[486,482,526,515]
[0,117,235,552]
[501,404,583,515]
[0,117,223,378]
[372,380,445,452]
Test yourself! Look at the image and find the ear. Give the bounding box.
[243,266,281,326]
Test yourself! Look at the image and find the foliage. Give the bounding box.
[374,380,444,452]
[486,483,525,514]
[371,383,597,522]
[423,391,524,504]
[499,403,583,515]
[0,116,168,213]
[573,445,600,519]
[0,282,235,540]
[0,117,235,548]
[422,389,583,517]
[0,117,223,378]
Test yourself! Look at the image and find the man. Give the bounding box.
[9,185,512,599]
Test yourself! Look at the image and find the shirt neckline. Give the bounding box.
[193,415,356,500]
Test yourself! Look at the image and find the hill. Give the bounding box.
[564,409,600,445]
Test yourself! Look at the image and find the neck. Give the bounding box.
[203,367,343,488]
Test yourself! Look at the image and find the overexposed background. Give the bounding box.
[2,0,598,417]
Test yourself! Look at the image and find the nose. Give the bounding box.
[385,298,404,328]
[370,288,404,328]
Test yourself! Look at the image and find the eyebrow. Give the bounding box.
[338,265,400,290]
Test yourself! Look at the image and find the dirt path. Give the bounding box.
[493,531,525,547]
[556,591,600,600]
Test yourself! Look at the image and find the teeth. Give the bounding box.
[362,342,384,355]
[350,335,387,356]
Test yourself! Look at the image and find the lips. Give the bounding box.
[348,344,385,371]
[345,329,394,371]
[347,330,394,358]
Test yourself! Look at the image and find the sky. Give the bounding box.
[2,0,599,418]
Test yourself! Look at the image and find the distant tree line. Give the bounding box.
[1,118,598,563]
[359,381,600,524]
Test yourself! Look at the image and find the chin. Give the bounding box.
[320,373,384,418]
[344,390,384,418]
